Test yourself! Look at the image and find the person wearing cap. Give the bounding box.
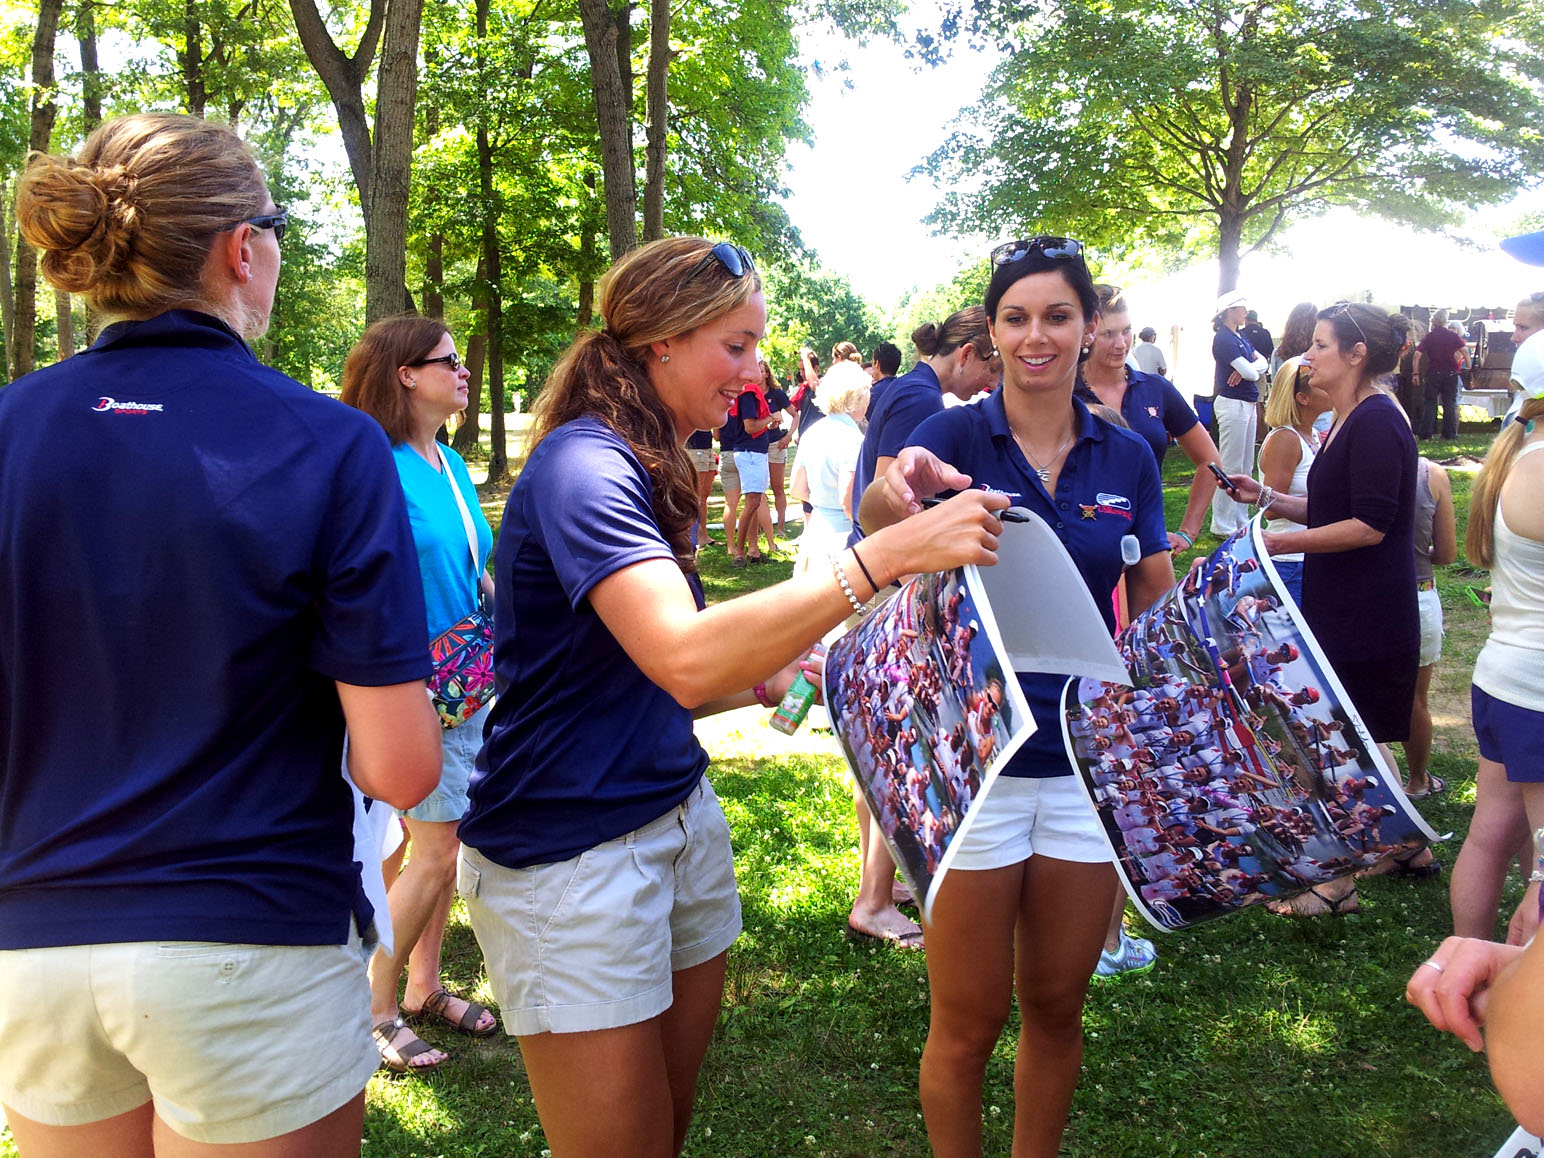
[1450,327,1544,946]
[1210,290,1270,537]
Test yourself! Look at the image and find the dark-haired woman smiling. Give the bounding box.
[861,236,1174,1157]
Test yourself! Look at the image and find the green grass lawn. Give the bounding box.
[5,424,1519,1157]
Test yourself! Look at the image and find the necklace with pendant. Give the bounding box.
[1015,432,1075,483]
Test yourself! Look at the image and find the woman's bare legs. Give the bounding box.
[694,467,717,546]
[1451,757,1528,939]
[920,863,1023,1157]
[770,459,788,537]
[848,786,920,941]
[6,1094,367,1158]
[721,483,742,561]
[517,952,728,1158]
[736,492,766,560]
[1011,858,1116,1158]
[1404,664,1436,796]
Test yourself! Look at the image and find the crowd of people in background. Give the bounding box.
[3,107,1544,1157]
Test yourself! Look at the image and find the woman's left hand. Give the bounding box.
[766,646,825,707]
[1406,936,1524,1052]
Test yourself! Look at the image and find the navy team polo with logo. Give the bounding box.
[907,390,1168,778]
[1110,369,1200,467]
[0,310,431,950]
[849,360,945,546]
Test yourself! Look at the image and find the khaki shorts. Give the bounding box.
[718,450,740,491]
[460,777,743,1036]
[0,928,378,1143]
[689,448,717,472]
[768,443,788,465]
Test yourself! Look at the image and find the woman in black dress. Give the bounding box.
[1226,302,1417,916]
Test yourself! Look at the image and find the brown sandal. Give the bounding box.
[372,1018,447,1073]
[408,988,498,1037]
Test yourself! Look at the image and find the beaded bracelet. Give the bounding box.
[829,554,867,615]
[1256,484,1277,513]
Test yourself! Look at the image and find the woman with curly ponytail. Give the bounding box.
[459,236,1010,1155]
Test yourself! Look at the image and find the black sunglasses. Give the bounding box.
[685,241,755,283]
[412,352,463,372]
[1328,301,1369,349]
[990,235,1086,267]
[219,205,288,244]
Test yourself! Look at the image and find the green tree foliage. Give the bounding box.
[925,0,1544,291]
[890,259,989,362]
[759,257,889,379]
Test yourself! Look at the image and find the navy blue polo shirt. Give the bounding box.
[735,387,788,454]
[1117,369,1200,466]
[463,418,708,868]
[866,374,896,421]
[908,392,1168,778]
[1213,329,1260,402]
[850,361,944,545]
[0,310,431,949]
[718,406,744,454]
[686,429,714,450]
[797,384,824,438]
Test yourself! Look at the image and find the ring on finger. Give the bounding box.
[1420,959,1445,974]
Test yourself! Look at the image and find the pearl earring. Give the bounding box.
[660,354,670,364]
[405,379,417,390]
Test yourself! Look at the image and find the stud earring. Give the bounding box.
[660,354,671,364]
[405,379,417,390]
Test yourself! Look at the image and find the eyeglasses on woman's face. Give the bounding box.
[219,205,288,244]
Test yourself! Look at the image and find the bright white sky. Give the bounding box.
[778,18,1544,339]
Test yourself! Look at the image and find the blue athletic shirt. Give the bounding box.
[1213,329,1261,403]
[718,406,745,454]
[686,429,714,450]
[865,374,896,421]
[462,418,709,868]
[0,310,431,949]
[908,391,1168,777]
[392,442,493,638]
[849,361,944,546]
[1113,369,1200,467]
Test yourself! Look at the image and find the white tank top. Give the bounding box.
[1260,428,1317,563]
[1474,440,1544,710]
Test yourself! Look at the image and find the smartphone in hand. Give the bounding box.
[1208,463,1240,494]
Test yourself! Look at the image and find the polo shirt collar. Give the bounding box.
[92,309,256,360]
[981,385,1104,446]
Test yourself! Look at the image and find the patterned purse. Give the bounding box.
[427,445,495,729]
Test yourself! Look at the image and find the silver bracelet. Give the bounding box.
[829,553,866,616]
[1256,484,1276,513]
[1530,868,1544,885]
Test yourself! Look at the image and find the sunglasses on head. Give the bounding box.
[219,205,288,244]
[1329,301,1370,349]
[990,235,1086,267]
[412,352,463,371]
[685,241,755,284]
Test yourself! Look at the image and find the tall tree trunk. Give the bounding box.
[0,182,14,379]
[78,0,103,344]
[288,0,386,215]
[421,79,444,319]
[14,0,65,379]
[181,0,207,116]
[1217,209,1243,295]
[364,0,423,322]
[576,0,637,257]
[642,0,669,242]
[55,290,72,360]
[453,255,488,454]
[475,0,507,482]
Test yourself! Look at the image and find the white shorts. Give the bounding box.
[459,777,743,1036]
[0,929,377,1143]
[733,451,770,494]
[947,775,1110,870]
[1418,586,1443,667]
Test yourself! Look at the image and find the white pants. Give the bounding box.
[1210,396,1257,536]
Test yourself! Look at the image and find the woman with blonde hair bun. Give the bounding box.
[0,113,440,1155]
